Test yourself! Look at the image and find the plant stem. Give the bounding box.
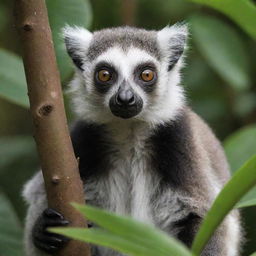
[14,0,91,255]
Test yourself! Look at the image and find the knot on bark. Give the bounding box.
[52,175,60,184]
[38,104,53,116]
[23,24,33,31]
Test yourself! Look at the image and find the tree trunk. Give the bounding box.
[14,0,91,255]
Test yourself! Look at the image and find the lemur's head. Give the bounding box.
[64,25,188,125]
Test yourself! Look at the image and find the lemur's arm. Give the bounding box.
[173,210,236,256]
[23,172,69,256]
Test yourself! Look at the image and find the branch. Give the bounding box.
[14,0,91,255]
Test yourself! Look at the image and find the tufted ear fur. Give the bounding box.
[62,25,93,70]
[157,23,188,71]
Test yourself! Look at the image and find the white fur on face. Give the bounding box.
[69,46,185,125]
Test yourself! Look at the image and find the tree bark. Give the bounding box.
[14,0,91,255]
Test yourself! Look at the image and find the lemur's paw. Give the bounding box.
[32,208,70,253]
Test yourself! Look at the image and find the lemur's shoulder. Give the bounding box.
[70,106,230,199]
[185,108,231,184]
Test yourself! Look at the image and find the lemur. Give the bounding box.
[23,25,242,256]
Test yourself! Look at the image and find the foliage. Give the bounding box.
[46,0,92,82]
[0,49,28,107]
[224,125,256,209]
[0,136,38,219]
[0,136,35,171]
[51,204,193,256]
[0,0,92,108]
[186,0,256,40]
[0,193,24,256]
[0,0,256,255]
[224,125,256,172]
[190,14,250,91]
[192,155,256,254]
[51,155,256,256]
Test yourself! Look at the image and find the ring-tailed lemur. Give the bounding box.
[23,25,242,256]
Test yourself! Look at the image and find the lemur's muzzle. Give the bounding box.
[109,87,143,119]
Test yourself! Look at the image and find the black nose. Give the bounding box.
[109,91,143,119]
[116,89,135,106]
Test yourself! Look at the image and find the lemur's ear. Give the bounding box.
[62,25,93,70]
[157,23,188,71]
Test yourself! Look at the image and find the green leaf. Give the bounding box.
[224,125,256,209]
[224,125,256,172]
[0,49,29,108]
[51,228,173,256]
[74,204,191,256]
[0,136,38,218]
[234,186,256,209]
[0,193,24,256]
[249,252,256,256]
[52,205,192,256]
[190,15,250,91]
[0,136,35,172]
[233,92,256,118]
[0,1,92,106]
[186,0,256,40]
[46,0,92,82]
[192,155,256,255]
[236,198,256,209]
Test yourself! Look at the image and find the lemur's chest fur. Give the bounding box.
[90,126,154,223]
[71,114,196,232]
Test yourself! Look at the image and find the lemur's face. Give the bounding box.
[93,47,157,119]
[64,26,187,125]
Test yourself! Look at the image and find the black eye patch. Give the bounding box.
[134,62,158,93]
[94,62,118,93]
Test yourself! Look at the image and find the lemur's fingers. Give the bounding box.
[43,208,64,219]
[32,208,70,253]
[42,208,69,227]
[33,239,60,254]
[33,230,70,252]
[34,232,69,246]
[43,208,65,219]
[44,218,70,227]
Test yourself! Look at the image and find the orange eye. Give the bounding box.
[141,69,155,82]
[98,70,111,82]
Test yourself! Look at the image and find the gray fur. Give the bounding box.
[23,172,48,256]
[23,25,242,256]
[87,27,160,61]
[23,110,241,256]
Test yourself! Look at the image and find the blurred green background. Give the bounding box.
[0,0,256,255]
